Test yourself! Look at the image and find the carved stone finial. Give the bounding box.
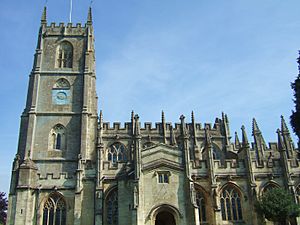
[161,111,165,123]
[234,131,241,149]
[204,126,212,148]
[252,118,261,135]
[241,125,249,147]
[281,115,289,134]
[180,115,185,122]
[87,7,93,25]
[41,6,47,25]
[191,111,195,124]
[170,125,177,146]
[134,114,140,136]
[99,110,103,125]
[277,128,285,151]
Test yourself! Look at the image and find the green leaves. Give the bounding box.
[0,192,7,225]
[255,188,300,224]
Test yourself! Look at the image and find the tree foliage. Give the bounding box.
[291,52,300,145]
[0,192,8,225]
[255,188,300,225]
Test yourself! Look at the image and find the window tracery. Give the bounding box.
[107,143,127,163]
[220,186,243,221]
[49,124,66,150]
[53,78,70,89]
[42,193,66,225]
[106,189,118,225]
[196,191,206,223]
[56,41,73,68]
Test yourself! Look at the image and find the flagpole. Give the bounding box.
[69,0,73,23]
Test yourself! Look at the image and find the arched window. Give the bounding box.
[220,186,243,221]
[196,191,206,223]
[49,124,66,150]
[56,41,73,68]
[106,189,118,225]
[53,78,70,89]
[42,193,66,225]
[262,183,279,196]
[107,143,127,163]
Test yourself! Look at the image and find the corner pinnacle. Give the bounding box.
[41,6,47,25]
[87,7,93,25]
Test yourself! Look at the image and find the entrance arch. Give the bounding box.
[148,204,180,225]
[155,211,176,225]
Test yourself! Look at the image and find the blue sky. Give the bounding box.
[1,0,300,193]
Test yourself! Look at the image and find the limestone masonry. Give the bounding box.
[7,7,300,225]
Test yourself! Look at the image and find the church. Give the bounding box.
[6,7,300,225]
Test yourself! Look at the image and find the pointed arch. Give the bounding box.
[49,124,66,150]
[107,142,127,163]
[56,41,73,68]
[53,78,70,89]
[42,192,66,225]
[260,181,281,196]
[220,183,243,222]
[105,186,118,225]
[195,189,207,223]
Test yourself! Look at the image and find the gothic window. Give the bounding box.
[49,124,66,150]
[42,193,66,225]
[56,41,73,68]
[220,186,243,221]
[107,143,127,163]
[106,189,118,225]
[262,183,278,196]
[196,191,206,223]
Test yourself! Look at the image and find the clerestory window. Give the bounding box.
[42,193,66,225]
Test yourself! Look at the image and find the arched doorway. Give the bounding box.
[155,211,176,225]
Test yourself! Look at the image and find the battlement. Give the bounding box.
[38,172,74,180]
[37,172,76,189]
[42,22,88,37]
[101,120,220,135]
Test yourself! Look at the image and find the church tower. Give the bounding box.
[7,7,98,225]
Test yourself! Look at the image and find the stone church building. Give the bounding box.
[7,7,300,225]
